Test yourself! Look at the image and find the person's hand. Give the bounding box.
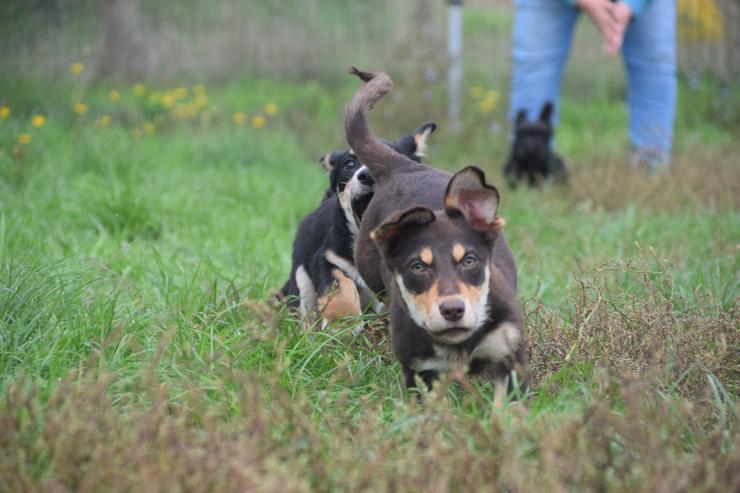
[607,1,633,55]
[577,0,620,55]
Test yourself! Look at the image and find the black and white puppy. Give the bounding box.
[278,123,437,328]
[503,102,567,186]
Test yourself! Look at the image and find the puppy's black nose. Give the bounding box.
[439,300,465,322]
[357,169,373,186]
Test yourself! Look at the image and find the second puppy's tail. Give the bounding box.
[344,67,422,183]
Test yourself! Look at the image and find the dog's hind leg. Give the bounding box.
[325,249,386,316]
[317,268,362,331]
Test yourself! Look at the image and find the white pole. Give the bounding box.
[448,0,463,132]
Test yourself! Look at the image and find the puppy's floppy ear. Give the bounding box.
[392,122,437,160]
[371,206,436,245]
[444,166,503,232]
[515,109,527,126]
[318,153,333,173]
[539,101,554,124]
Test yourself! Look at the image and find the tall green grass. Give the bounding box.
[0,72,738,490]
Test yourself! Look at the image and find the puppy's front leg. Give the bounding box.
[492,376,508,408]
[484,360,528,408]
[403,366,437,392]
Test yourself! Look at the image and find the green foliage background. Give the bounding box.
[0,1,738,491]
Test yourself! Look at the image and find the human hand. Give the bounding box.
[576,0,620,56]
[606,1,633,55]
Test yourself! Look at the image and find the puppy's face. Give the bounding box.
[387,215,494,344]
[321,150,375,229]
[513,124,552,162]
[372,168,504,345]
[512,102,555,163]
[319,122,437,227]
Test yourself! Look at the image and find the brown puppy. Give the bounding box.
[345,68,528,402]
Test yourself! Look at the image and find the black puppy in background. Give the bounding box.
[503,102,567,186]
[278,123,437,328]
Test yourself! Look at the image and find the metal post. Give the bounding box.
[447,0,463,132]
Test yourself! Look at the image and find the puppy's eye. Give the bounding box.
[409,261,427,274]
[344,159,356,169]
[461,254,478,269]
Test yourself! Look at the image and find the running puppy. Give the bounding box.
[279,123,437,329]
[503,102,567,186]
[346,68,528,403]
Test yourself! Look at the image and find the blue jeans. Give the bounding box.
[509,0,677,157]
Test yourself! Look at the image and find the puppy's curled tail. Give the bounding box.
[344,67,421,182]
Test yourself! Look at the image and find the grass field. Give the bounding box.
[0,64,738,492]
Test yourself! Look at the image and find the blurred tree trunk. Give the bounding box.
[96,0,146,79]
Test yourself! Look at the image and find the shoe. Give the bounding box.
[630,148,670,173]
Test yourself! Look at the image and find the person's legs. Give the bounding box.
[510,0,580,128]
[622,0,677,165]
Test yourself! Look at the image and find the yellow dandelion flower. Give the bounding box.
[479,100,495,113]
[678,0,725,42]
[264,103,278,116]
[233,112,247,125]
[133,84,146,96]
[161,93,175,109]
[31,115,46,128]
[251,115,266,129]
[96,115,112,128]
[0,105,9,119]
[132,127,142,139]
[172,87,188,100]
[470,86,484,99]
[70,62,84,75]
[478,90,500,114]
[192,84,206,95]
[193,93,208,109]
[18,133,32,144]
[143,122,155,135]
[109,90,121,102]
[74,102,87,115]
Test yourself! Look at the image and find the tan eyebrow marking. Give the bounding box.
[420,247,433,265]
[452,243,465,262]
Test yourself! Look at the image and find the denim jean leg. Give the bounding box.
[510,0,580,130]
[622,0,677,161]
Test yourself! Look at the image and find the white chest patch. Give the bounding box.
[411,344,465,373]
[337,189,358,240]
[336,165,372,245]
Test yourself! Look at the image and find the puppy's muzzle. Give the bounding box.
[356,168,373,187]
[439,299,465,322]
